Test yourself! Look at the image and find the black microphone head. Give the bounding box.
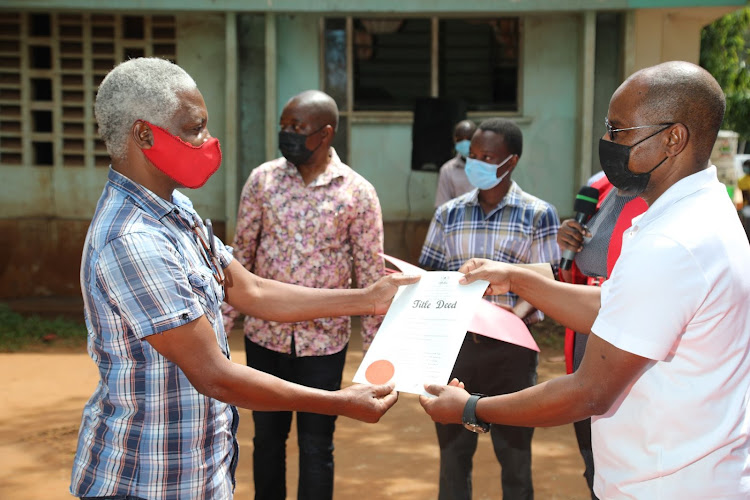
[573,186,599,216]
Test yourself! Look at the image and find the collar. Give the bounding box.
[283,147,346,187]
[464,180,523,214]
[107,167,196,223]
[630,165,717,230]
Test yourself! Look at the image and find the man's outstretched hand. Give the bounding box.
[338,383,399,423]
[458,258,514,296]
[419,378,470,425]
[369,273,421,315]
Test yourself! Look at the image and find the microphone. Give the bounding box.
[560,185,599,270]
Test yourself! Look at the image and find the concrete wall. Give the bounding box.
[0,13,230,299]
[516,14,581,216]
[591,13,625,181]
[174,13,228,219]
[266,12,581,219]
[268,13,583,263]
[276,15,321,122]
[625,6,739,76]
[1,5,741,299]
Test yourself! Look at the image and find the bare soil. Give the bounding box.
[0,326,590,499]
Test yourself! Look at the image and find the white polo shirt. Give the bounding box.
[590,166,750,499]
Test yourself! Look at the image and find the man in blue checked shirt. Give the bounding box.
[69,57,418,500]
[419,118,560,500]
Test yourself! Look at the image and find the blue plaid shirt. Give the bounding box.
[71,168,238,499]
[419,182,561,325]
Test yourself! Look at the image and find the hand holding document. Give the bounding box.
[379,254,546,351]
[353,271,489,396]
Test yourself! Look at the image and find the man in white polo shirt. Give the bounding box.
[419,61,750,499]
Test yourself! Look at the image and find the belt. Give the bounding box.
[471,324,532,344]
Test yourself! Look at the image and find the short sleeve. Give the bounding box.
[419,212,448,270]
[592,233,708,360]
[215,239,234,268]
[94,232,204,339]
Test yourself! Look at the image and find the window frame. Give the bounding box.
[320,15,525,122]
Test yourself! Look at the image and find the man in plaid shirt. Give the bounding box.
[69,57,416,500]
[419,118,560,500]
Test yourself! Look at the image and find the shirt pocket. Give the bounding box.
[188,266,230,356]
[188,265,222,324]
[315,205,345,247]
[493,232,532,263]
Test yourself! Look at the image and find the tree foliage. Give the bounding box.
[700,7,750,142]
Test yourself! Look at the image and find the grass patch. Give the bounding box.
[0,303,87,352]
[530,317,566,351]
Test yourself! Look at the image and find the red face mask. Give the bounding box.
[141,121,222,189]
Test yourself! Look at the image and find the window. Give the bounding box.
[439,19,519,112]
[323,16,521,114]
[353,19,431,111]
[0,12,176,168]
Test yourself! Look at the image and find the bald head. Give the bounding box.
[285,90,339,131]
[620,61,725,165]
[454,120,477,142]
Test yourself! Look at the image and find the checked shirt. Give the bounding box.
[71,168,238,500]
[419,181,561,325]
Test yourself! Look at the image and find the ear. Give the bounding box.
[508,154,520,172]
[320,124,335,146]
[664,123,688,157]
[132,120,154,149]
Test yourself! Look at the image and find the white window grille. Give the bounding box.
[0,12,176,169]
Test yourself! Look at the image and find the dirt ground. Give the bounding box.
[0,324,591,499]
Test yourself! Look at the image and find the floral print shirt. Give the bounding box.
[222,149,385,356]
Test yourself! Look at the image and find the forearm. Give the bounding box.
[353,246,385,345]
[421,331,648,428]
[510,267,600,334]
[206,359,345,414]
[231,275,372,323]
[475,373,599,428]
[149,316,353,414]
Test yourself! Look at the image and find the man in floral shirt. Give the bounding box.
[222,90,385,500]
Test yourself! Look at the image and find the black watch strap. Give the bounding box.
[462,393,490,433]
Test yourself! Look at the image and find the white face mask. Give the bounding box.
[464,155,513,190]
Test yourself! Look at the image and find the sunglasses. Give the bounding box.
[604,117,674,142]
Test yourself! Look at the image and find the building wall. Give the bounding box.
[276,14,321,116]
[0,13,230,299]
[626,6,737,75]
[174,13,228,219]
[266,13,583,263]
[0,4,741,299]
[515,14,581,216]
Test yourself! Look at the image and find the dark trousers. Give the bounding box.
[245,337,348,500]
[436,333,537,500]
[572,332,599,500]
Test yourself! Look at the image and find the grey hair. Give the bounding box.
[95,57,197,159]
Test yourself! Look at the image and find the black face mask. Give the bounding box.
[278,127,324,166]
[598,126,670,195]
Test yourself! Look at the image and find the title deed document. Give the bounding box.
[353,271,489,396]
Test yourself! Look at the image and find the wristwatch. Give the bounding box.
[462,393,490,433]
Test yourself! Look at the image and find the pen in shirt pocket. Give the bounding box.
[205,218,217,256]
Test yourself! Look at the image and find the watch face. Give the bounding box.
[463,422,490,434]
